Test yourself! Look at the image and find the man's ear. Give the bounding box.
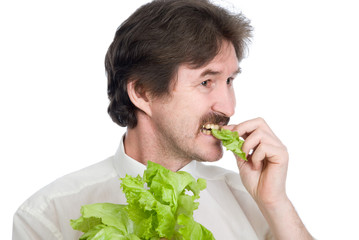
[127,81,152,116]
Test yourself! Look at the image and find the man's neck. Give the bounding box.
[124,119,191,172]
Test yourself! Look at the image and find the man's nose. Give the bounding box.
[211,87,236,117]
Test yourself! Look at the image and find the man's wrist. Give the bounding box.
[257,197,313,240]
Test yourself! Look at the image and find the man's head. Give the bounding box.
[106,0,252,128]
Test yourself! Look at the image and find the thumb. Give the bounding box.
[221,124,235,131]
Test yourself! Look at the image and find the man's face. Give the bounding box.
[149,41,239,163]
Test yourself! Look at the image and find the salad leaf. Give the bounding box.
[70,203,138,240]
[71,161,215,240]
[211,128,247,161]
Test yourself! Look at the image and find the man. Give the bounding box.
[13,0,313,239]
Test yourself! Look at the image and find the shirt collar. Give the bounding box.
[113,134,198,178]
[178,160,198,178]
[113,135,147,178]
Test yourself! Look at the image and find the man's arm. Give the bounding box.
[13,207,61,240]
[224,117,313,240]
[258,196,312,240]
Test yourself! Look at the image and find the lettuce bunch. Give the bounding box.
[71,161,215,240]
[211,128,247,161]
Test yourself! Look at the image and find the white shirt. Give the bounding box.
[13,138,271,240]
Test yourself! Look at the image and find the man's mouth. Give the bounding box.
[200,123,220,135]
[199,112,230,135]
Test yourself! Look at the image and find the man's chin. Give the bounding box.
[193,133,223,162]
[195,148,223,163]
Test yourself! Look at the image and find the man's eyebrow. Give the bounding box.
[233,67,242,76]
[200,67,241,77]
[200,69,220,77]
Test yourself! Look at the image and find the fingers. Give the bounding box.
[250,143,287,169]
[225,117,288,170]
[235,142,288,172]
[241,128,280,156]
[225,117,278,141]
[237,158,247,170]
[225,117,283,155]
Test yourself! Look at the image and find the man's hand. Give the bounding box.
[223,117,288,206]
[223,117,313,240]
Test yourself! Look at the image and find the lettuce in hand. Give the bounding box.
[211,128,247,161]
[71,161,215,240]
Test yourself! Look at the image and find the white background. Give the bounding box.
[1,0,358,239]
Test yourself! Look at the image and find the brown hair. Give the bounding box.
[105,0,252,128]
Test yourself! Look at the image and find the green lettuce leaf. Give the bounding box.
[211,128,247,161]
[70,203,137,239]
[71,161,215,240]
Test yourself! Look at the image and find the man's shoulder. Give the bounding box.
[17,156,120,211]
[13,156,124,239]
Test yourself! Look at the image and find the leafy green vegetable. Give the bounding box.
[70,203,137,240]
[71,161,215,240]
[211,128,247,161]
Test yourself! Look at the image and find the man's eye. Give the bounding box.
[201,80,209,87]
[226,77,233,85]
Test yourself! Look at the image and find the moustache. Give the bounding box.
[199,113,230,128]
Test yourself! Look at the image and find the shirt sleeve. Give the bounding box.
[12,207,64,240]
